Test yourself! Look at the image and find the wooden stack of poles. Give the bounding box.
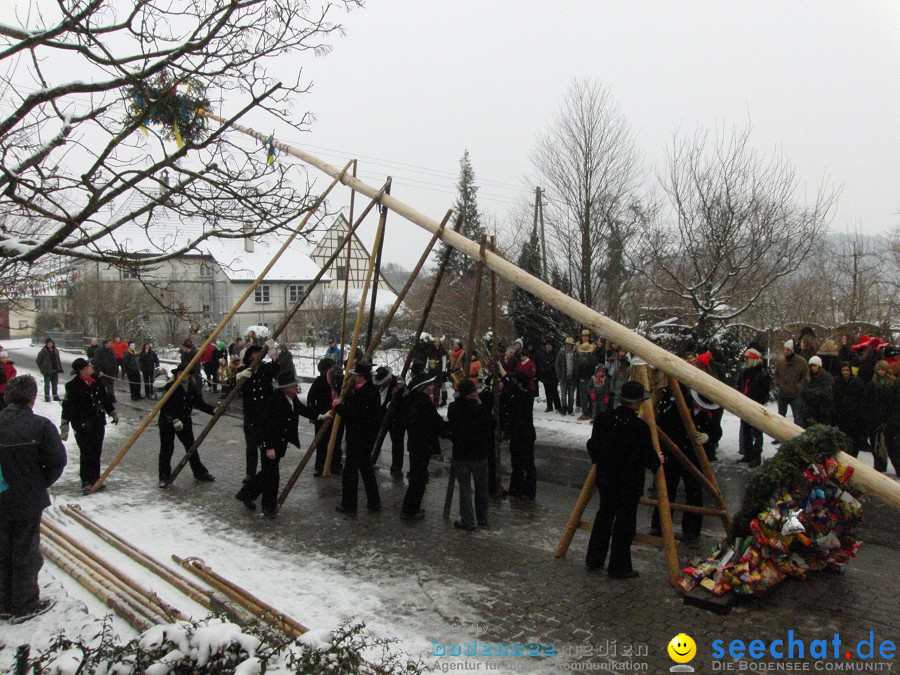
[43,505,307,636]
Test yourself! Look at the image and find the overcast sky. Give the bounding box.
[265,0,900,265]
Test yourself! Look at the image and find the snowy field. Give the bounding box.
[1,337,894,670]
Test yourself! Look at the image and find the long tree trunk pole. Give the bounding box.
[90,161,351,493]
[369,212,462,463]
[322,202,388,476]
[368,210,450,465]
[167,180,389,484]
[365,193,388,350]
[669,377,732,532]
[634,365,680,586]
[554,466,596,558]
[339,160,358,362]
[443,236,487,521]
[203,112,900,510]
[490,236,503,498]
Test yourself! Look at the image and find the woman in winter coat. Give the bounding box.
[589,363,611,422]
[447,340,466,391]
[865,361,900,474]
[122,343,143,400]
[799,356,834,427]
[737,348,771,465]
[138,343,160,399]
[833,362,866,456]
[35,337,64,401]
[816,339,843,379]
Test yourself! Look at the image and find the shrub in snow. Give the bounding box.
[22,617,424,674]
[246,325,271,339]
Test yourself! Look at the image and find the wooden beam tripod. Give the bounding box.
[554,365,733,586]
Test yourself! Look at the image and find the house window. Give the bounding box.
[121,269,135,280]
[335,265,347,281]
[255,285,271,303]
[200,264,213,278]
[288,284,305,303]
[202,304,211,318]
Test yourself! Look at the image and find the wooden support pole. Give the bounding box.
[555,466,597,558]
[669,377,732,532]
[339,160,358,362]
[443,236,487,521]
[365,201,387,350]
[276,418,333,511]
[203,111,900,511]
[369,213,463,463]
[634,365,680,586]
[655,428,723,503]
[90,161,351,493]
[323,199,388,477]
[368,210,451,465]
[490,237,502,498]
[167,179,387,484]
[639,497,729,517]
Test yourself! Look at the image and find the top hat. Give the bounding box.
[372,365,393,386]
[619,381,651,404]
[690,389,720,410]
[349,361,373,378]
[71,357,90,374]
[274,370,300,389]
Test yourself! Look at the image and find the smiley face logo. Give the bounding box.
[667,633,696,664]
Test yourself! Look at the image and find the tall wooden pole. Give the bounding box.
[339,160,358,362]
[322,200,388,477]
[166,181,388,483]
[490,236,503,497]
[369,213,463,462]
[365,192,388,350]
[201,111,900,510]
[90,161,351,492]
[444,236,487,520]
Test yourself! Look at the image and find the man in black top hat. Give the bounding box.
[236,370,330,518]
[60,358,119,495]
[372,365,406,479]
[585,380,660,578]
[334,361,382,515]
[400,374,445,519]
[157,366,218,486]
[234,340,280,481]
[308,358,342,477]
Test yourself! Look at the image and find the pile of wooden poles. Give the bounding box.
[41,505,307,638]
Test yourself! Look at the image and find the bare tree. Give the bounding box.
[530,79,645,317]
[0,0,359,295]
[636,125,837,339]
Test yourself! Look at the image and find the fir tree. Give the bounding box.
[440,150,486,278]
[509,225,568,343]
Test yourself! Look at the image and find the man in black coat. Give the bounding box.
[0,375,67,621]
[35,337,63,402]
[234,342,280,481]
[307,358,340,477]
[537,339,561,412]
[237,371,328,518]
[737,348,771,466]
[503,371,537,500]
[157,367,218,485]
[400,375,445,519]
[833,363,867,456]
[585,381,660,578]
[60,358,119,494]
[335,361,382,515]
[447,378,496,530]
[91,339,119,403]
[372,365,406,479]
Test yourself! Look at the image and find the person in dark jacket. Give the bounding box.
[157,367,218,486]
[123,343,143,400]
[650,386,704,540]
[0,351,17,413]
[61,358,118,494]
[35,338,63,402]
[447,378,496,530]
[236,371,328,517]
[537,339,561,412]
[138,343,160,400]
[426,337,448,407]
[334,362,382,514]
[834,363,867,456]
[865,361,899,475]
[307,358,340,477]
[0,375,67,621]
[800,356,834,427]
[276,342,296,379]
[373,366,406,479]
[737,348,771,466]
[85,338,99,361]
[816,339,843,379]
[91,339,119,403]
[503,371,537,500]
[234,342,280,481]
[400,375,445,519]
[585,381,660,578]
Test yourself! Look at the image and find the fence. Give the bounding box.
[35,330,86,352]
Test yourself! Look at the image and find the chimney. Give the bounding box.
[244,223,254,253]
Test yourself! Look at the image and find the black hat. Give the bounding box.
[243,345,262,366]
[349,361,373,378]
[619,381,651,404]
[512,370,531,386]
[274,371,300,389]
[372,365,393,386]
[71,357,91,374]
[318,358,334,374]
[690,389,720,410]
[410,374,438,392]
[410,361,425,376]
[457,378,478,397]
[800,326,815,337]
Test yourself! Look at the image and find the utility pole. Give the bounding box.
[534,187,547,279]
[849,239,861,323]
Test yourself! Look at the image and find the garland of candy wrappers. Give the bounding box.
[128,71,211,147]
[678,425,863,597]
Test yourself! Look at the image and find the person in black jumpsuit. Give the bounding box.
[157,367,217,485]
[334,362,382,515]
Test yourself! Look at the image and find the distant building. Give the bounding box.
[309,213,397,294]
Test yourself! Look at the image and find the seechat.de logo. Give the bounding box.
[668,633,697,672]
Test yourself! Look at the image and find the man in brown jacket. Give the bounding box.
[773,339,809,436]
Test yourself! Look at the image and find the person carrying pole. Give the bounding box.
[234,341,279,483]
[400,374,445,519]
[60,358,119,495]
[447,378,495,531]
[236,371,331,518]
[157,366,218,487]
[334,361,381,515]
